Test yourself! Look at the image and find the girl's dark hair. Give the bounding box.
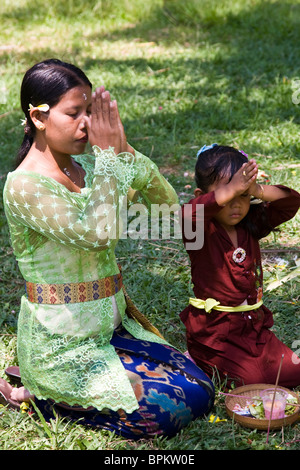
[195,144,277,239]
[16,58,92,166]
[195,145,248,192]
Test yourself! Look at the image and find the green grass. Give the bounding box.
[0,0,299,451]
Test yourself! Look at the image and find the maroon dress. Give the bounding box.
[180,185,300,388]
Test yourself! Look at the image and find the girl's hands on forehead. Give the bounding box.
[84,86,128,154]
[231,159,259,195]
[214,159,259,207]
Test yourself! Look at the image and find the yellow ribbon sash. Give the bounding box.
[189,297,263,314]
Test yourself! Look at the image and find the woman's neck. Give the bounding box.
[16,142,83,193]
[20,141,72,172]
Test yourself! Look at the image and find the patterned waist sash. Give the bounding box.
[25,272,123,305]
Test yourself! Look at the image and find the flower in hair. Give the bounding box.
[197,143,217,157]
[20,118,27,126]
[28,103,50,112]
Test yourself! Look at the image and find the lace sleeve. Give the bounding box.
[122,148,179,209]
[4,147,178,252]
[4,148,128,252]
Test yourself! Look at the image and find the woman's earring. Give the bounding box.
[39,125,45,131]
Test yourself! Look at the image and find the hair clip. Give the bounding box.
[238,149,248,157]
[197,143,217,157]
[28,103,50,112]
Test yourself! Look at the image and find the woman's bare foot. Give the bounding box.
[10,386,34,402]
[3,379,34,402]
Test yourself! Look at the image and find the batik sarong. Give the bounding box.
[35,326,214,439]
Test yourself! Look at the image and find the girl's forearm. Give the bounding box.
[251,184,290,202]
[214,185,237,206]
[214,160,258,206]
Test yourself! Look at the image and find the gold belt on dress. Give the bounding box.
[25,272,123,305]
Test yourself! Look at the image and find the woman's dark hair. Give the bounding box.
[195,144,277,239]
[16,58,92,166]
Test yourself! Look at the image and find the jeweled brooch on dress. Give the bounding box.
[232,247,246,263]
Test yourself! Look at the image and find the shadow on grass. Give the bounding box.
[1,1,300,175]
[80,0,300,148]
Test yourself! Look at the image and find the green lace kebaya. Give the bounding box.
[3,146,178,412]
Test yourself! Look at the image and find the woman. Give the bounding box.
[1,59,214,439]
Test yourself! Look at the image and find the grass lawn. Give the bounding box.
[0,0,299,451]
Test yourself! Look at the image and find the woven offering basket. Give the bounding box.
[225,384,300,430]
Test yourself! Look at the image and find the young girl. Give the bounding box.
[180,143,300,388]
[1,59,214,439]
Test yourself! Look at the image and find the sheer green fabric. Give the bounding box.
[3,146,179,412]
